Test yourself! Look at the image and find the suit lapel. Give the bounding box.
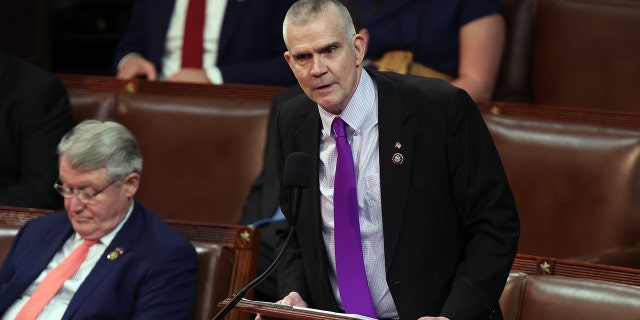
[218,0,243,58]
[294,98,323,249]
[293,102,320,157]
[151,0,178,65]
[373,72,415,269]
[291,99,340,301]
[26,222,74,284]
[0,216,73,311]
[62,203,145,319]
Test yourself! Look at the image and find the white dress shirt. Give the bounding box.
[118,0,227,84]
[163,0,227,83]
[318,69,399,319]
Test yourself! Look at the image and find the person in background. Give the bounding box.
[0,120,198,319]
[0,48,73,210]
[114,0,297,86]
[356,0,506,101]
[259,0,520,319]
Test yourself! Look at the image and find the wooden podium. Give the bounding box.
[218,299,376,320]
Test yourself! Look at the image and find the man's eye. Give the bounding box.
[295,54,310,61]
[323,47,338,55]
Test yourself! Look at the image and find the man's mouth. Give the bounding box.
[316,83,333,90]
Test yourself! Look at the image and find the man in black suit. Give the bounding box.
[0,49,73,209]
[240,0,368,302]
[259,1,520,319]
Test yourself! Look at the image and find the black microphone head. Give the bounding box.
[283,152,311,188]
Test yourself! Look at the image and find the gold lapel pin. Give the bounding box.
[395,142,402,149]
[107,247,125,260]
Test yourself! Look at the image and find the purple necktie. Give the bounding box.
[332,117,377,318]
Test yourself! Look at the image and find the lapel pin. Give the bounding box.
[107,247,125,261]
[395,142,402,149]
[392,152,404,165]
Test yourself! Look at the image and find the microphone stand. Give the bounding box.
[212,225,296,320]
[215,151,309,319]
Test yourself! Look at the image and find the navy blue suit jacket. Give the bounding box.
[0,201,198,319]
[113,0,296,86]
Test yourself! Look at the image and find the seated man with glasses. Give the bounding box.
[0,120,198,319]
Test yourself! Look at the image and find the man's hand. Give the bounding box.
[117,55,157,80]
[255,291,307,320]
[166,68,211,84]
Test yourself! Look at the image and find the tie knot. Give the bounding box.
[332,117,347,138]
[82,239,99,246]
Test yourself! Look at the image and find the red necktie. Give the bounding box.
[182,0,206,68]
[332,117,377,318]
[15,239,99,320]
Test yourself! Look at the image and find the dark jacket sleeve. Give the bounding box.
[0,52,73,209]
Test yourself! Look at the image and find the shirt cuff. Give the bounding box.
[117,53,144,71]
[204,66,223,85]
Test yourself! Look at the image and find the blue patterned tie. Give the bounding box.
[332,117,377,317]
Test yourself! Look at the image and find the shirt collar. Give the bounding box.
[72,200,135,246]
[319,69,378,136]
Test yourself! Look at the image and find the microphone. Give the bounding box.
[212,152,311,320]
[283,151,311,227]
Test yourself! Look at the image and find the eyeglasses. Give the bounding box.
[53,180,115,203]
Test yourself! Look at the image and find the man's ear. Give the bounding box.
[353,31,367,64]
[123,172,140,198]
[284,51,292,66]
[357,28,370,53]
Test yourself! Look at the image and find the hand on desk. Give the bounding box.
[117,55,157,81]
[116,56,209,84]
[253,292,450,319]
[255,291,307,320]
[166,68,211,84]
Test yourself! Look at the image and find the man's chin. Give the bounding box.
[71,219,95,233]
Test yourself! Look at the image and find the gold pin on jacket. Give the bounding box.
[393,141,404,164]
[107,247,125,260]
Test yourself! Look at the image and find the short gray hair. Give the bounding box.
[283,0,356,49]
[57,120,143,183]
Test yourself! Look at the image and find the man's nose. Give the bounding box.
[67,193,86,211]
[310,55,328,76]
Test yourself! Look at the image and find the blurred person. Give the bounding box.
[0,120,198,319]
[258,1,519,319]
[114,0,297,86]
[0,48,73,210]
[357,0,506,101]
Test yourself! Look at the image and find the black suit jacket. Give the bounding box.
[0,49,73,209]
[274,69,520,320]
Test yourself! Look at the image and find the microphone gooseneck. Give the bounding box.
[212,227,296,320]
[212,152,310,320]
